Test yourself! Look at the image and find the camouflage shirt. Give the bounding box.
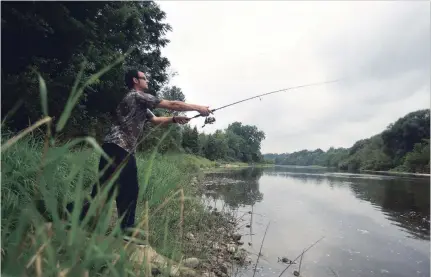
[104,89,161,153]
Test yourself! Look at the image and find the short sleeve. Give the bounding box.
[135,91,161,110]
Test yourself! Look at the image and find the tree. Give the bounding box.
[381,109,430,165]
[181,125,199,154]
[227,122,265,162]
[403,139,430,173]
[1,1,172,142]
[190,126,200,154]
[157,86,186,116]
[202,134,217,161]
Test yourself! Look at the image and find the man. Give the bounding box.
[72,69,211,241]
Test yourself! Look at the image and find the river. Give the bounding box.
[201,166,430,277]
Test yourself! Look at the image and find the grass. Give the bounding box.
[1,131,222,276]
[0,52,225,277]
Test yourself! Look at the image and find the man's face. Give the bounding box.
[135,71,149,90]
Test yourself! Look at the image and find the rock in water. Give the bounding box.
[213,269,227,277]
[183,257,200,269]
[278,257,295,264]
[212,242,221,250]
[227,244,236,253]
[220,263,230,275]
[232,234,241,241]
[212,210,220,216]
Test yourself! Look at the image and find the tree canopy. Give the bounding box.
[2,1,171,137]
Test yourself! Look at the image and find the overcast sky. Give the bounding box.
[157,1,430,154]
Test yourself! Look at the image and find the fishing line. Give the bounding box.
[191,78,343,127]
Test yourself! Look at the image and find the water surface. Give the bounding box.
[202,166,430,277]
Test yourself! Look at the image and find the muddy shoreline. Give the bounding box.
[179,176,253,277]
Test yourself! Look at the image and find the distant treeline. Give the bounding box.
[264,109,430,173]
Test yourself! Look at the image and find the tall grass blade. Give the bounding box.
[278,236,325,277]
[1,116,52,152]
[37,73,49,117]
[43,137,111,165]
[79,162,124,229]
[71,61,87,99]
[252,222,270,277]
[1,99,24,126]
[139,126,173,203]
[69,171,85,247]
[163,213,170,255]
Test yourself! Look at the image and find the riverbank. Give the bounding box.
[268,163,429,177]
[360,169,430,177]
[1,135,251,276]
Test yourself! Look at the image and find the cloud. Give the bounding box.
[157,1,430,153]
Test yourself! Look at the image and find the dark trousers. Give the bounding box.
[68,143,139,232]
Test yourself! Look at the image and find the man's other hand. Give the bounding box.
[174,116,191,125]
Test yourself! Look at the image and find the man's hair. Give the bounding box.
[125,69,139,89]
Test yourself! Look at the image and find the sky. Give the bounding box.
[157,1,430,154]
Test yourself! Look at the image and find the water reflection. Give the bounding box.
[203,166,430,241]
[349,179,430,241]
[203,168,264,208]
[202,167,430,277]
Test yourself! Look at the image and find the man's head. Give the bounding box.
[125,69,149,91]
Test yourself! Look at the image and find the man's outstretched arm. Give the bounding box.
[156,100,212,116]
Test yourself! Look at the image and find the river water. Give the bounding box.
[201,166,430,277]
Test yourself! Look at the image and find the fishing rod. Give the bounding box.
[191,78,342,127]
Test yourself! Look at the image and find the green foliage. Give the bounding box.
[1,130,218,276]
[2,1,172,140]
[265,109,430,173]
[381,109,430,165]
[265,147,349,168]
[197,122,266,163]
[181,125,200,155]
[402,139,430,173]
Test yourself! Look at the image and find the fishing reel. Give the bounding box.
[202,116,216,128]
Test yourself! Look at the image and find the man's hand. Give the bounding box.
[195,105,212,116]
[173,116,191,125]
